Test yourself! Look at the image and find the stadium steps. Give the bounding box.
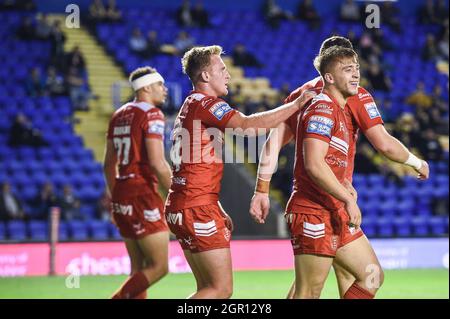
[47,14,128,162]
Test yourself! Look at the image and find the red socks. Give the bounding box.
[112,271,149,299]
[343,282,375,299]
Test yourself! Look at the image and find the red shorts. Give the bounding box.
[164,203,231,253]
[112,192,168,239]
[285,207,364,257]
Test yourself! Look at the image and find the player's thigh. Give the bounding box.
[190,248,233,288]
[124,238,145,273]
[138,231,170,267]
[183,249,207,289]
[335,235,383,285]
[295,254,334,287]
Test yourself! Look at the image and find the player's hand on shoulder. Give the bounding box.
[294,90,317,110]
[249,192,270,224]
[416,160,429,180]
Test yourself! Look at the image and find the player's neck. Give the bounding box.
[134,93,155,106]
[193,84,218,98]
[323,86,347,109]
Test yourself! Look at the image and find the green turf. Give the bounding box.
[0,269,447,299]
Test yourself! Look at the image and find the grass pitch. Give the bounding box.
[0,269,447,299]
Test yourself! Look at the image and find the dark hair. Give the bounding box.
[129,66,157,82]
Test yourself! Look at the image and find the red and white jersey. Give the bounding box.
[107,100,166,200]
[286,92,350,212]
[166,91,238,211]
[284,77,384,180]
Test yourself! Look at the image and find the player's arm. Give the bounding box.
[364,124,429,179]
[103,138,118,197]
[250,122,294,223]
[303,138,361,227]
[145,138,172,191]
[226,91,315,134]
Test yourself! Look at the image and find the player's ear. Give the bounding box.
[199,70,209,82]
[324,73,334,84]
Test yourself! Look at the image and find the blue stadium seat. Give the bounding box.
[28,220,48,241]
[429,216,448,236]
[109,223,121,239]
[7,220,27,240]
[411,217,429,236]
[393,218,411,237]
[67,220,89,241]
[361,218,376,238]
[58,221,69,241]
[0,222,5,240]
[89,220,109,240]
[376,218,394,237]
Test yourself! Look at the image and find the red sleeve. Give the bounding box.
[197,98,237,131]
[301,102,336,144]
[142,108,165,140]
[351,88,384,132]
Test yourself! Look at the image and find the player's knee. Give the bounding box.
[298,282,325,299]
[218,285,233,299]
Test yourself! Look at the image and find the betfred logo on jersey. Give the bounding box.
[306,115,334,138]
[364,102,381,119]
[209,102,232,120]
[148,120,165,136]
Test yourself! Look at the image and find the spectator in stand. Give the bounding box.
[66,45,86,74]
[418,128,444,161]
[89,0,107,23]
[66,66,91,111]
[381,2,402,33]
[26,67,46,97]
[129,28,147,57]
[437,28,449,61]
[297,0,321,29]
[435,0,448,25]
[422,34,439,61]
[173,31,195,56]
[45,66,66,96]
[366,63,392,92]
[35,13,52,40]
[58,185,83,221]
[0,182,26,222]
[96,191,112,221]
[406,82,433,109]
[144,30,162,58]
[231,43,263,68]
[16,16,35,40]
[9,113,48,147]
[262,0,293,29]
[191,1,210,28]
[340,0,360,22]
[176,0,194,27]
[418,0,438,24]
[49,20,66,71]
[33,182,58,220]
[105,0,122,23]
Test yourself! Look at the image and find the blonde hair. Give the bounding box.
[129,66,157,83]
[313,46,357,76]
[181,45,223,82]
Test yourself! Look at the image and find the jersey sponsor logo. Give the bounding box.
[166,212,183,225]
[364,102,381,119]
[144,208,161,222]
[190,93,206,101]
[112,203,132,216]
[209,102,232,120]
[173,176,186,185]
[311,93,333,104]
[306,115,334,138]
[358,92,371,100]
[148,119,165,136]
[132,222,145,235]
[325,154,348,167]
[113,126,130,136]
[303,222,325,239]
[193,220,217,237]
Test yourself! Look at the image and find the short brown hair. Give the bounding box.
[319,36,353,55]
[313,46,358,76]
[181,45,223,82]
[129,66,157,82]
